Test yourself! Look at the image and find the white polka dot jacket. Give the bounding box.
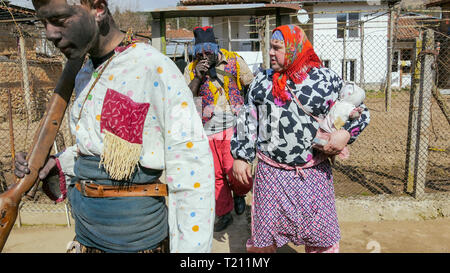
[54,43,215,253]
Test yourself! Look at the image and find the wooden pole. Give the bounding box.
[343,25,347,81]
[263,15,271,69]
[228,17,232,51]
[160,13,166,55]
[7,90,15,173]
[184,43,189,63]
[18,36,33,124]
[173,42,178,61]
[385,7,394,112]
[360,21,365,88]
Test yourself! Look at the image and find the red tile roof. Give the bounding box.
[396,17,421,40]
[395,15,435,40]
[167,28,194,39]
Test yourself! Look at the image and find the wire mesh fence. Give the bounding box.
[0,9,449,218]
[0,29,74,212]
[309,16,449,198]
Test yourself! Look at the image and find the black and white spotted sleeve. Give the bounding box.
[230,73,261,163]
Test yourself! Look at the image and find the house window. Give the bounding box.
[348,13,360,38]
[342,59,356,82]
[337,13,360,38]
[323,60,331,68]
[337,14,346,39]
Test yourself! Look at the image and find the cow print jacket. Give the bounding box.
[231,67,370,166]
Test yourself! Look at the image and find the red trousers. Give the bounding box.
[208,128,253,216]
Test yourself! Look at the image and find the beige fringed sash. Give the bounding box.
[99,130,142,181]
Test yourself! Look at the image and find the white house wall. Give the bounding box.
[313,3,389,88]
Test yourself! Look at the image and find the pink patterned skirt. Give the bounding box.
[247,159,340,250]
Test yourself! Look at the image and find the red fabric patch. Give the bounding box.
[100,88,150,144]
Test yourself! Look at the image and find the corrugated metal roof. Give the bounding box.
[0,3,36,23]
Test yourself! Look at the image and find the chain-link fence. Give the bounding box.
[0,9,449,218]
[0,27,73,214]
[307,11,450,199]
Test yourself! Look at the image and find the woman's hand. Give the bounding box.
[232,159,252,186]
[313,129,350,156]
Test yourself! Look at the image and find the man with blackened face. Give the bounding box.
[184,27,254,233]
[14,0,216,253]
[33,0,105,59]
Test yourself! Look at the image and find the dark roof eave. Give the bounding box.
[300,0,400,2]
[425,0,450,7]
[147,3,300,19]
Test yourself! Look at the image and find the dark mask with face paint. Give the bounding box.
[34,0,100,59]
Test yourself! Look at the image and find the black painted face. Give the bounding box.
[196,51,217,67]
[33,0,98,59]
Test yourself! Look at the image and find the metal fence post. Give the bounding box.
[404,29,435,199]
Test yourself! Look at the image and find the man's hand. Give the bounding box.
[232,159,252,186]
[312,129,350,156]
[14,152,57,180]
[194,59,209,80]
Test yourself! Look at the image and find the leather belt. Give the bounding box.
[75,180,168,198]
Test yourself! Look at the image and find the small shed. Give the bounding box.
[145,2,300,68]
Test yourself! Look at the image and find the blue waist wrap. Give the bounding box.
[68,155,168,252]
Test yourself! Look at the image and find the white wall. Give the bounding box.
[312,3,389,87]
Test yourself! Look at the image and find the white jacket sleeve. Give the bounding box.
[147,60,215,253]
[55,145,78,186]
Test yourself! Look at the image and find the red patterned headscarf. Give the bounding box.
[271,25,322,104]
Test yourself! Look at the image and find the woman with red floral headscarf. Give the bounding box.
[231,25,370,253]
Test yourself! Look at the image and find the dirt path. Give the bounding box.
[3,214,449,253]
